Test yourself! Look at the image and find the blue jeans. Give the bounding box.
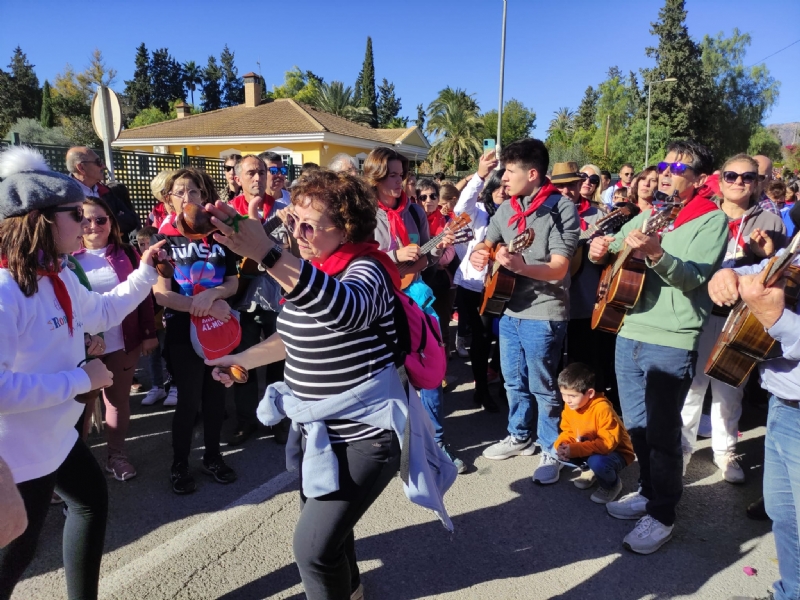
[419,385,444,444]
[586,452,627,488]
[145,329,166,388]
[764,396,800,600]
[615,337,696,526]
[499,316,566,452]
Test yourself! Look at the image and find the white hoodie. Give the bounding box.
[453,174,490,293]
[0,261,158,483]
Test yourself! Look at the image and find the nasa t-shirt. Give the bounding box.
[155,221,238,344]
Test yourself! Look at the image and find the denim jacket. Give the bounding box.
[257,365,457,531]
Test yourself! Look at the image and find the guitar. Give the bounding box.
[479,229,536,316]
[399,213,473,289]
[704,233,800,387]
[570,202,641,276]
[591,192,682,333]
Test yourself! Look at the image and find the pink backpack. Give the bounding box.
[390,287,447,390]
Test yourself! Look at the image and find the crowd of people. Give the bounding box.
[0,135,798,600]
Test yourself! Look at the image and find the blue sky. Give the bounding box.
[1,0,798,134]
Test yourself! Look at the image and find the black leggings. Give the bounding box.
[456,286,498,393]
[294,429,401,600]
[167,343,227,464]
[0,439,108,600]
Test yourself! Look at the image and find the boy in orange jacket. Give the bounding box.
[555,363,635,504]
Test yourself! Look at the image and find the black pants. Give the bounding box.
[0,439,108,600]
[294,430,401,600]
[167,343,227,464]
[456,286,499,393]
[566,318,619,406]
[233,308,285,427]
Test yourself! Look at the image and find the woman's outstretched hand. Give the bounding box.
[206,201,273,263]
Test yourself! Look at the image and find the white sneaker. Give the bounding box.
[163,387,178,407]
[606,491,648,520]
[573,469,597,489]
[623,515,673,554]
[591,477,623,504]
[141,387,167,406]
[482,436,535,460]
[682,450,692,476]
[455,335,470,358]
[714,452,745,484]
[532,453,562,485]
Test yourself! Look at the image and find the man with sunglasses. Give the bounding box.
[226,154,289,446]
[589,140,729,554]
[222,154,242,202]
[66,147,141,237]
[601,163,635,208]
[258,152,292,205]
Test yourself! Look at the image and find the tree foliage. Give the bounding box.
[308,81,372,124]
[748,127,783,160]
[6,117,73,145]
[271,67,323,104]
[150,48,184,113]
[377,79,402,128]
[40,80,54,128]
[202,56,223,112]
[415,104,425,130]
[481,99,536,147]
[355,37,377,127]
[574,86,600,132]
[425,87,483,173]
[0,47,40,137]
[77,49,117,90]
[220,45,244,107]
[183,60,202,107]
[123,43,152,115]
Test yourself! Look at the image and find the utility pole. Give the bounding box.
[496,0,508,155]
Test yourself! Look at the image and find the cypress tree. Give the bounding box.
[415,104,425,130]
[574,85,599,131]
[40,79,54,128]
[123,43,152,114]
[202,56,223,112]
[357,37,377,127]
[220,45,244,107]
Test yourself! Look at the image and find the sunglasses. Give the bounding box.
[418,193,439,202]
[80,158,104,167]
[657,161,693,175]
[268,166,289,176]
[84,216,109,226]
[580,173,601,185]
[50,205,85,222]
[286,212,337,241]
[223,165,236,172]
[722,171,759,185]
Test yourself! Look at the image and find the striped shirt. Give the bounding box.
[277,258,397,442]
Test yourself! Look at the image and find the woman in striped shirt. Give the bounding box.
[204,169,401,600]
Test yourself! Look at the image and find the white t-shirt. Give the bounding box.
[75,247,125,353]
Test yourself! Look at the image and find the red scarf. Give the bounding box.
[670,192,719,230]
[312,241,401,289]
[427,210,446,236]
[507,179,561,233]
[576,198,592,231]
[230,194,276,222]
[378,193,411,246]
[159,215,182,237]
[695,173,721,201]
[0,257,74,336]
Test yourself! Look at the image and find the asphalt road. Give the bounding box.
[11,337,780,600]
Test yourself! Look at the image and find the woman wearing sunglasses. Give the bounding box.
[628,166,659,212]
[0,146,165,599]
[72,197,158,482]
[579,164,608,213]
[681,153,786,484]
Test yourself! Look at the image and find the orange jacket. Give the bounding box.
[554,394,635,465]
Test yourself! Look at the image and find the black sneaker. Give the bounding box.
[225,421,258,447]
[473,389,499,413]
[201,455,237,484]
[273,418,290,445]
[171,461,196,495]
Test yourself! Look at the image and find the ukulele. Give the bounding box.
[399,213,473,289]
[570,202,641,276]
[704,233,800,387]
[479,229,536,316]
[591,192,681,333]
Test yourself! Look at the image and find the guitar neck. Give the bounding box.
[417,229,448,257]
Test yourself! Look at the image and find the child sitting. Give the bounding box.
[554,363,634,504]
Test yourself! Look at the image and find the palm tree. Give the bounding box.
[183,60,203,107]
[308,81,372,124]
[425,87,483,172]
[547,107,576,142]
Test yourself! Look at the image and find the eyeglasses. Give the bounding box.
[84,216,109,226]
[657,161,693,175]
[580,173,601,186]
[50,206,85,222]
[80,158,104,167]
[722,171,759,185]
[268,166,289,176]
[418,193,439,202]
[286,212,337,241]
[170,189,204,200]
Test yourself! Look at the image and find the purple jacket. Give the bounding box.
[73,244,156,352]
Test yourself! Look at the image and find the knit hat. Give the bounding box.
[0,146,86,222]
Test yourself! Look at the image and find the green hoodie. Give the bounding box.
[600,205,729,351]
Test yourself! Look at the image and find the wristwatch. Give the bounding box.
[260,245,283,269]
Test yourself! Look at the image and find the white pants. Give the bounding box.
[681,314,745,457]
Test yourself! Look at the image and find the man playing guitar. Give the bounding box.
[588,140,729,554]
[470,139,579,485]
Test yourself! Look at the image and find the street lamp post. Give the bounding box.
[644,77,677,168]
[496,0,508,155]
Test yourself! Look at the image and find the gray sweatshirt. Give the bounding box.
[374,202,443,264]
[485,191,580,321]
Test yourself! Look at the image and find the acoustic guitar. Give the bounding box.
[591,193,682,333]
[570,202,641,276]
[399,213,473,289]
[479,229,536,316]
[704,234,800,387]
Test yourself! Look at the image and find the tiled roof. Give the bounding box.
[116,98,427,147]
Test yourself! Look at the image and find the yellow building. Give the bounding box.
[112,73,430,167]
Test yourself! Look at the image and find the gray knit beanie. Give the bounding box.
[0,146,86,221]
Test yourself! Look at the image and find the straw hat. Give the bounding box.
[550,161,582,184]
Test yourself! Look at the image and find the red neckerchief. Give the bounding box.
[1,256,74,335]
[727,214,749,249]
[378,192,411,246]
[427,210,446,236]
[230,193,276,223]
[576,198,592,231]
[696,173,720,200]
[158,214,182,237]
[668,191,719,231]
[312,240,401,289]
[507,179,561,233]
